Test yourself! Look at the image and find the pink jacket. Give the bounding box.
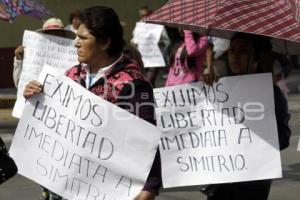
[165,30,208,86]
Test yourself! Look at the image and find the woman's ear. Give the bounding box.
[101,38,111,51]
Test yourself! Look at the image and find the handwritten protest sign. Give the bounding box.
[154,73,282,188]
[12,30,78,118]
[9,65,161,200]
[132,22,166,68]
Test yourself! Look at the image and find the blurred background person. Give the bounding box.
[165,29,208,86]
[13,18,76,199]
[64,9,84,33]
[207,36,230,78]
[13,17,76,88]
[131,5,170,87]
[201,32,291,200]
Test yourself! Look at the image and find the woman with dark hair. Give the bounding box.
[165,29,208,86]
[24,6,161,200]
[201,32,291,200]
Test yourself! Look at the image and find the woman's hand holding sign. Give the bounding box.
[200,73,219,86]
[134,191,155,200]
[23,80,42,99]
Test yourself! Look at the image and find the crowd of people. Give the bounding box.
[0,3,296,200]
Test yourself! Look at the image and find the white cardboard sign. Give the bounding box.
[13,30,78,118]
[132,22,166,68]
[154,73,282,188]
[10,65,161,200]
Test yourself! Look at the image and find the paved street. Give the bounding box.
[1,110,300,200]
[1,77,300,200]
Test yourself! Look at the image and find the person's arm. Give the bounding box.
[274,85,291,150]
[23,80,42,99]
[133,191,155,200]
[131,23,139,46]
[206,43,215,74]
[184,30,208,57]
[13,45,24,88]
[13,57,23,88]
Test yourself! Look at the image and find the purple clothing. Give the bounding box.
[165,30,208,86]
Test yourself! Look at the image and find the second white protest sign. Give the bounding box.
[154,73,282,188]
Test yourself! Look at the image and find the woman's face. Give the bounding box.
[139,9,150,20]
[228,37,256,75]
[75,24,105,65]
[72,17,82,30]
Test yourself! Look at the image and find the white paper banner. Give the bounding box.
[13,30,78,118]
[133,22,166,68]
[154,73,282,188]
[10,65,161,200]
